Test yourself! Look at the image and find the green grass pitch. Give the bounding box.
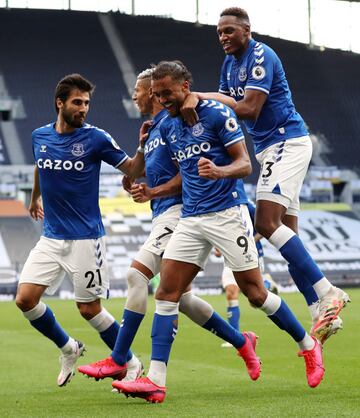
[0,290,359,417]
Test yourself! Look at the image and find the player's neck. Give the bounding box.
[233,37,251,60]
[55,118,76,135]
[151,103,164,118]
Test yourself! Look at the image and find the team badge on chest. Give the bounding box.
[71,143,85,156]
[239,66,247,82]
[192,122,204,137]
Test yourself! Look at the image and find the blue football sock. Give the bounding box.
[268,300,306,342]
[227,306,240,331]
[203,312,246,348]
[151,313,178,364]
[288,264,319,305]
[99,321,120,350]
[30,306,69,348]
[280,235,323,286]
[111,309,144,365]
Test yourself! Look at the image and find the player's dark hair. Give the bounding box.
[54,73,95,113]
[151,61,193,85]
[220,7,250,25]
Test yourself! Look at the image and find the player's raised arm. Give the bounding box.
[117,120,152,178]
[232,87,267,121]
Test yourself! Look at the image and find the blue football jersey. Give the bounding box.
[160,100,248,218]
[144,109,182,218]
[219,38,308,154]
[33,123,129,239]
[246,200,264,257]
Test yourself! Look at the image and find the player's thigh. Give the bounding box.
[163,216,212,270]
[203,206,258,272]
[19,237,64,294]
[136,205,181,276]
[256,136,312,213]
[68,237,109,303]
[132,250,161,279]
[159,258,200,299]
[140,204,181,257]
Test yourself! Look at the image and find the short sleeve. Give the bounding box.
[245,43,275,95]
[92,128,129,168]
[209,102,245,148]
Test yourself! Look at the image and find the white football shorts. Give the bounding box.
[163,205,259,271]
[135,204,182,275]
[221,265,237,288]
[19,236,108,302]
[256,136,312,216]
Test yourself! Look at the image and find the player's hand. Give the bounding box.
[122,175,134,193]
[28,198,44,221]
[130,182,152,203]
[180,93,199,126]
[139,120,153,147]
[198,157,223,180]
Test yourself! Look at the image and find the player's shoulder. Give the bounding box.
[249,39,278,63]
[32,123,53,137]
[82,124,114,141]
[198,99,233,119]
[159,113,175,132]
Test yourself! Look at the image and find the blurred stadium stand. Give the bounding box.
[0,8,360,296]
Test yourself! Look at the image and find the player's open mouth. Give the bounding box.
[163,102,175,111]
[222,42,232,51]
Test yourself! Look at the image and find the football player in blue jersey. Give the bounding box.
[182,7,349,345]
[78,68,263,385]
[113,61,325,403]
[15,73,149,387]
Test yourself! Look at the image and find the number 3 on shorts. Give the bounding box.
[262,161,274,178]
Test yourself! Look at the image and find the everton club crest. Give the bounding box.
[71,143,84,157]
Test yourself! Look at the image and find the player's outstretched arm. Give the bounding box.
[197,141,251,180]
[118,121,152,178]
[232,89,267,121]
[28,166,44,221]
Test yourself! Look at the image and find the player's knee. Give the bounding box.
[77,302,100,320]
[255,218,280,238]
[225,285,239,301]
[246,287,268,308]
[15,292,37,312]
[125,267,149,314]
[155,286,182,303]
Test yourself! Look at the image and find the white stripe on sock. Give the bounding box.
[268,225,295,250]
[148,360,167,387]
[88,308,115,332]
[155,300,179,316]
[23,301,47,321]
[260,291,282,316]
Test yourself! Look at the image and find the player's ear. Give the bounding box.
[243,23,251,36]
[182,80,190,92]
[56,97,64,110]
